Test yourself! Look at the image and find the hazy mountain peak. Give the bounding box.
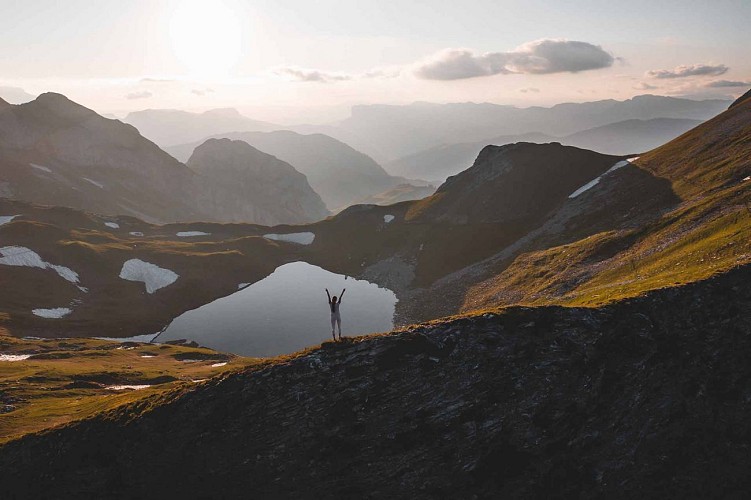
[202,107,242,117]
[29,92,96,120]
[187,137,329,224]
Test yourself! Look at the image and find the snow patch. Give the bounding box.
[140,354,157,358]
[176,231,210,237]
[30,163,52,173]
[211,362,227,367]
[32,307,72,319]
[106,385,151,391]
[0,215,18,226]
[0,246,80,283]
[743,176,750,182]
[0,354,32,362]
[129,231,144,237]
[83,178,104,189]
[104,222,120,229]
[96,333,156,343]
[119,259,179,293]
[568,159,632,199]
[384,214,395,223]
[263,232,315,245]
[238,283,250,289]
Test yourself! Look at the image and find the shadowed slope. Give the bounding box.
[0,266,748,499]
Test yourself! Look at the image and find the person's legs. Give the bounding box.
[331,314,337,340]
[336,315,342,339]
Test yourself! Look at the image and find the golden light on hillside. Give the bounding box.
[169,0,242,78]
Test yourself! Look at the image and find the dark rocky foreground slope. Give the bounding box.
[1,265,749,499]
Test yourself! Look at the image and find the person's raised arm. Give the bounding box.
[325,288,332,303]
[339,288,346,302]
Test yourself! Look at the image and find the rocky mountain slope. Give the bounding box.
[123,107,277,147]
[0,94,326,225]
[1,264,748,499]
[0,93,204,223]
[167,130,408,210]
[186,138,328,225]
[385,118,701,182]
[301,95,729,162]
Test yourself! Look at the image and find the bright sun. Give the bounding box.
[170,0,242,78]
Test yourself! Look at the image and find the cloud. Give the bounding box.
[275,67,353,83]
[704,80,751,88]
[519,87,540,93]
[125,90,153,100]
[414,39,615,80]
[634,82,658,90]
[191,88,215,96]
[646,64,728,79]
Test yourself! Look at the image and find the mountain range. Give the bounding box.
[166,130,413,210]
[0,93,326,225]
[123,107,277,147]
[385,118,702,181]
[292,95,729,162]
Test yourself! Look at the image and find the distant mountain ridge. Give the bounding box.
[296,94,729,162]
[385,118,702,181]
[123,107,277,147]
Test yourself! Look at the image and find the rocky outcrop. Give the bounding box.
[187,138,328,225]
[0,265,748,498]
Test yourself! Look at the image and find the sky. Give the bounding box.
[1,0,749,123]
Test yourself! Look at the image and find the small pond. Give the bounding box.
[155,261,397,357]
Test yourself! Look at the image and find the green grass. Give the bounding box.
[0,330,258,443]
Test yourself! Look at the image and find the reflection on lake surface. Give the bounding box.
[156,261,397,357]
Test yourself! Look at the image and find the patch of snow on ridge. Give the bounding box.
[30,163,52,173]
[568,159,633,199]
[384,215,395,223]
[0,354,32,361]
[83,178,104,189]
[0,215,18,226]
[238,283,250,289]
[0,246,80,283]
[107,385,151,391]
[212,362,227,367]
[263,232,315,245]
[119,259,179,294]
[129,231,144,237]
[104,222,119,229]
[32,308,72,319]
[176,231,210,237]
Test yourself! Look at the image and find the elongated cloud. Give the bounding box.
[275,67,353,83]
[646,64,728,79]
[125,90,152,100]
[704,80,750,88]
[414,39,615,80]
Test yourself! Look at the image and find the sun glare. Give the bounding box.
[170,0,242,78]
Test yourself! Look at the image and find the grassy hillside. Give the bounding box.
[0,265,748,498]
[459,99,751,313]
[0,326,255,443]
